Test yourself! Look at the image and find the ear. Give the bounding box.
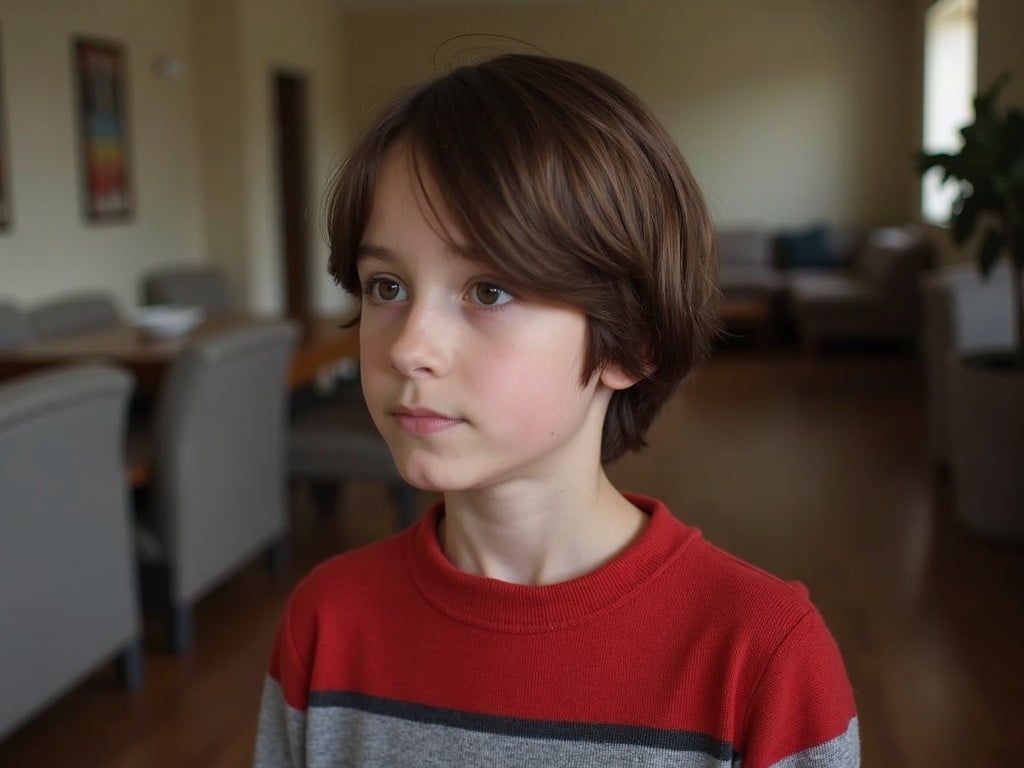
[598,362,643,391]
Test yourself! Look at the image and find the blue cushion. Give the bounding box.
[777,226,837,268]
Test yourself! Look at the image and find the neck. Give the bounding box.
[439,471,647,586]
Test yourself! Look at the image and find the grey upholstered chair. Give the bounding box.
[141,265,232,313]
[0,301,33,349]
[0,365,142,739]
[289,380,419,530]
[137,322,297,653]
[29,292,121,339]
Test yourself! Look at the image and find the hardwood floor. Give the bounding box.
[2,351,1021,767]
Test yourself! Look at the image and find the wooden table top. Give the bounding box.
[0,313,360,392]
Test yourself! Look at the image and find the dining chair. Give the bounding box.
[0,301,33,349]
[29,292,121,340]
[136,322,298,653]
[141,265,232,313]
[289,379,419,531]
[0,364,142,739]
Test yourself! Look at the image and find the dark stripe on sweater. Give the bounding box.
[309,689,737,760]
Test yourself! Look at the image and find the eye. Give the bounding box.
[469,282,514,307]
[364,277,408,303]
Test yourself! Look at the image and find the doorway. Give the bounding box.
[274,71,311,319]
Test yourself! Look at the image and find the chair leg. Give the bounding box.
[266,536,290,575]
[391,483,419,529]
[169,603,194,655]
[308,479,340,516]
[117,637,144,690]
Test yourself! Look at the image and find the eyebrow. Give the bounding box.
[356,241,481,264]
[355,243,395,262]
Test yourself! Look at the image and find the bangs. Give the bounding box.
[397,79,620,301]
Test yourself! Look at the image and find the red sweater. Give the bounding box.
[254,495,859,767]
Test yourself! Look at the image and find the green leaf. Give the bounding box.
[979,227,1004,277]
[917,73,1024,281]
[943,151,984,185]
[951,194,979,245]
[974,71,1012,117]
[1005,110,1024,158]
[917,151,956,175]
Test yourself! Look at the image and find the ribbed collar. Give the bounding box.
[405,494,697,633]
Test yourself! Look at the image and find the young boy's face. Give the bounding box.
[355,145,627,494]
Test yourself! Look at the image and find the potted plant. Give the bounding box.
[917,72,1024,538]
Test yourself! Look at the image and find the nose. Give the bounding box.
[388,300,452,377]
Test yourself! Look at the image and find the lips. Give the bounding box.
[391,406,464,436]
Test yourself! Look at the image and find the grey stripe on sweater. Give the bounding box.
[253,677,859,768]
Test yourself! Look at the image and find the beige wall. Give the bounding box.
[342,0,920,229]
[4,1,1022,310]
[0,0,204,308]
[238,0,350,314]
[977,0,1024,106]
[191,0,246,308]
[0,0,349,314]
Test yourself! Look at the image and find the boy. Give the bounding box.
[254,54,859,767]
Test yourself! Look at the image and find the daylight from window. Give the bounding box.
[922,0,977,224]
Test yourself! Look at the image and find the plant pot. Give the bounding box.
[947,351,1024,539]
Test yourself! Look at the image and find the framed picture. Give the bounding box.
[73,37,132,221]
[0,26,10,231]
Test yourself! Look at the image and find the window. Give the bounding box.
[921,0,977,224]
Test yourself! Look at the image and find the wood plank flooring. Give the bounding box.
[1,351,1021,767]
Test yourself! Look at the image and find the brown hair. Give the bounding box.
[326,53,719,463]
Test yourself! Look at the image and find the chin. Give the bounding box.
[391,452,463,493]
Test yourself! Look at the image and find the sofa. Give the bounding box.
[717,224,934,352]
[717,226,865,301]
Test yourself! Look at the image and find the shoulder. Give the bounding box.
[628,495,819,643]
[658,520,819,643]
[658,530,857,762]
[651,515,844,688]
[287,525,412,620]
[691,538,815,623]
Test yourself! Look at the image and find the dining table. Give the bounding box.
[0,313,360,392]
[0,313,361,487]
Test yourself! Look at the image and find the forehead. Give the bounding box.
[363,144,458,241]
[358,143,483,268]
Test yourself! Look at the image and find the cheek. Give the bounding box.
[471,348,590,437]
[359,319,393,373]
[359,346,392,410]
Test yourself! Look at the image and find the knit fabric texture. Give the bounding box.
[254,495,859,767]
